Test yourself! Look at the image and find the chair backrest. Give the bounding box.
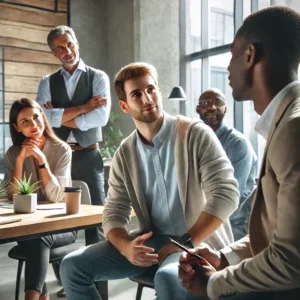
[72,180,91,205]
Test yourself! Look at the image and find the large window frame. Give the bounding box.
[180,0,262,158]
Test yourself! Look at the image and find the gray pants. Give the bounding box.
[71,148,105,244]
[18,231,77,294]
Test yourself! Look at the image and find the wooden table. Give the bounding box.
[0,203,108,300]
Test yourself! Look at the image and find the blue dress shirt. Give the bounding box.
[215,122,257,225]
[136,113,188,236]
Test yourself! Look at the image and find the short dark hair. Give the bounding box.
[114,62,158,101]
[236,6,300,69]
[47,25,78,51]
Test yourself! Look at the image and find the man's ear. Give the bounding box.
[52,51,57,58]
[224,106,227,114]
[13,123,21,132]
[196,105,200,114]
[245,44,260,69]
[119,100,130,114]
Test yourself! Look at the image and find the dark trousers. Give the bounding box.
[18,231,77,294]
[71,148,106,244]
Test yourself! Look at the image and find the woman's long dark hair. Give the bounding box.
[9,98,62,145]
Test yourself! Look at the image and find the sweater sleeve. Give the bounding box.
[102,149,132,236]
[193,123,239,222]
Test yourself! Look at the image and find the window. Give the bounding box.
[210,9,234,47]
[0,48,12,177]
[183,0,300,175]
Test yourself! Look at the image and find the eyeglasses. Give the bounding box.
[198,99,225,108]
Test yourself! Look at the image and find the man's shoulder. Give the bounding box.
[85,65,108,78]
[222,123,250,144]
[175,114,207,135]
[112,130,137,159]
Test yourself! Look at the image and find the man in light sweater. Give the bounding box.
[196,88,257,241]
[60,62,239,300]
[179,6,300,300]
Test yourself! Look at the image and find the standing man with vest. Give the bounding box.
[37,25,111,245]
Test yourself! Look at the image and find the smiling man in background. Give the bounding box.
[196,88,257,241]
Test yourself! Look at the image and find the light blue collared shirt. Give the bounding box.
[215,122,257,227]
[136,113,188,236]
[36,59,111,142]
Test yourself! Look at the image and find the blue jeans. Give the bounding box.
[60,235,202,300]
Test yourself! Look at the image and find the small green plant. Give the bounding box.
[100,112,124,160]
[0,179,10,197]
[12,173,41,195]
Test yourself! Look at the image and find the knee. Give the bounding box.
[60,252,81,283]
[154,265,184,300]
[154,264,178,287]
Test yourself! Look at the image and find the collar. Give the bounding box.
[255,81,299,139]
[136,111,172,149]
[215,122,227,138]
[60,58,86,75]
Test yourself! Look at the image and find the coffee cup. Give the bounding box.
[64,186,81,215]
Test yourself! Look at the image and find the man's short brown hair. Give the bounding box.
[114,62,158,101]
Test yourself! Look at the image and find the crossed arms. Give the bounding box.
[36,70,111,130]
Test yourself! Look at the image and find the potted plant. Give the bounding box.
[0,179,10,200]
[12,173,40,213]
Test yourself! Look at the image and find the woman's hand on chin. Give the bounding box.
[22,138,46,165]
[17,146,32,162]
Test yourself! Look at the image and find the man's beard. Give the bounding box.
[201,112,224,127]
[60,52,80,67]
[131,103,162,123]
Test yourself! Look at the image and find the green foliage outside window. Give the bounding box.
[100,112,124,160]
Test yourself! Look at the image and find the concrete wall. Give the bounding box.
[136,0,180,116]
[70,0,108,72]
[71,0,180,137]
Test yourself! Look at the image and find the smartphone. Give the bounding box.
[170,238,204,260]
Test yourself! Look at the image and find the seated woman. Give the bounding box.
[4,98,76,300]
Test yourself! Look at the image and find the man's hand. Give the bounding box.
[158,242,182,265]
[179,251,217,297]
[80,95,107,114]
[43,101,53,109]
[188,245,222,270]
[123,232,158,267]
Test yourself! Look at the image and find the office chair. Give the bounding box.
[8,180,91,300]
[129,266,157,300]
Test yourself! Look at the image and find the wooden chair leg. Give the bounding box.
[15,260,24,300]
[135,283,144,300]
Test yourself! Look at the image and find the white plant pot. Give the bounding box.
[13,194,37,213]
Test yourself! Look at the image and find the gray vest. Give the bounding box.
[49,66,102,147]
